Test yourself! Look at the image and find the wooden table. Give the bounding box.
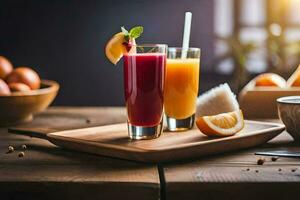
[0,107,160,200]
[1,107,300,200]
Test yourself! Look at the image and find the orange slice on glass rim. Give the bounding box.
[105,26,143,65]
[105,32,130,65]
[196,110,244,137]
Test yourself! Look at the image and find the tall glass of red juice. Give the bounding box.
[124,44,167,139]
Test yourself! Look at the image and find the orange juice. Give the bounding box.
[164,58,200,119]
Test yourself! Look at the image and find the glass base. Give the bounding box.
[166,114,195,131]
[127,121,163,140]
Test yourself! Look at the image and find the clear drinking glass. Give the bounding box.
[123,44,167,139]
[164,47,201,131]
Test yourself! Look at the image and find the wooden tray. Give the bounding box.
[10,120,285,163]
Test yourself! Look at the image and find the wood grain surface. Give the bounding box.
[2,107,300,200]
[162,131,300,200]
[10,121,285,163]
[0,107,160,200]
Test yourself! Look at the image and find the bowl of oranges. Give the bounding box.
[239,65,300,118]
[0,56,59,126]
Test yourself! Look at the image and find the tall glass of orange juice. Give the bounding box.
[164,47,200,131]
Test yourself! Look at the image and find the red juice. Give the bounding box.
[124,53,166,127]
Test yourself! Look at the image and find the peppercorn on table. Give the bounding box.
[1,107,300,200]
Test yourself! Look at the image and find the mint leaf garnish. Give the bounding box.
[121,26,143,43]
[129,26,143,39]
[121,26,129,35]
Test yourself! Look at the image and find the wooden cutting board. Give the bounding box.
[9,120,285,163]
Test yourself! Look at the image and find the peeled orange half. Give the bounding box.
[255,73,286,88]
[196,110,244,137]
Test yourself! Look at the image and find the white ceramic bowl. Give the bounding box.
[277,96,300,141]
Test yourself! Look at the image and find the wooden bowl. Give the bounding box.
[239,79,300,119]
[0,80,59,126]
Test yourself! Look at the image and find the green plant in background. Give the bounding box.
[217,27,300,92]
[216,36,257,92]
[267,33,300,78]
[266,32,285,74]
[286,40,300,70]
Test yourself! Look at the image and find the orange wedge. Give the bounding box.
[196,110,244,137]
[255,73,286,88]
[105,32,135,65]
[287,65,300,87]
[105,32,126,65]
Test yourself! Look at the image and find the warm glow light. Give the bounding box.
[290,0,300,5]
[269,23,282,36]
[285,0,300,10]
[288,0,300,23]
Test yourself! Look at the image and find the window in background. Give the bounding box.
[214,0,266,74]
[285,0,300,68]
[214,0,300,78]
[214,0,233,74]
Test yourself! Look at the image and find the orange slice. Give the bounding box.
[105,32,135,65]
[287,65,300,87]
[105,32,126,65]
[255,73,286,88]
[196,110,244,137]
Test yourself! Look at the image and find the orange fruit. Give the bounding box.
[254,73,286,88]
[9,82,31,92]
[0,56,13,79]
[287,65,300,87]
[6,67,41,90]
[105,32,135,65]
[196,110,244,137]
[0,79,10,95]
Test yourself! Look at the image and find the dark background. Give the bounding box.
[0,0,216,106]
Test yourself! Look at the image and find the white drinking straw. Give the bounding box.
[181,12,192,59]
